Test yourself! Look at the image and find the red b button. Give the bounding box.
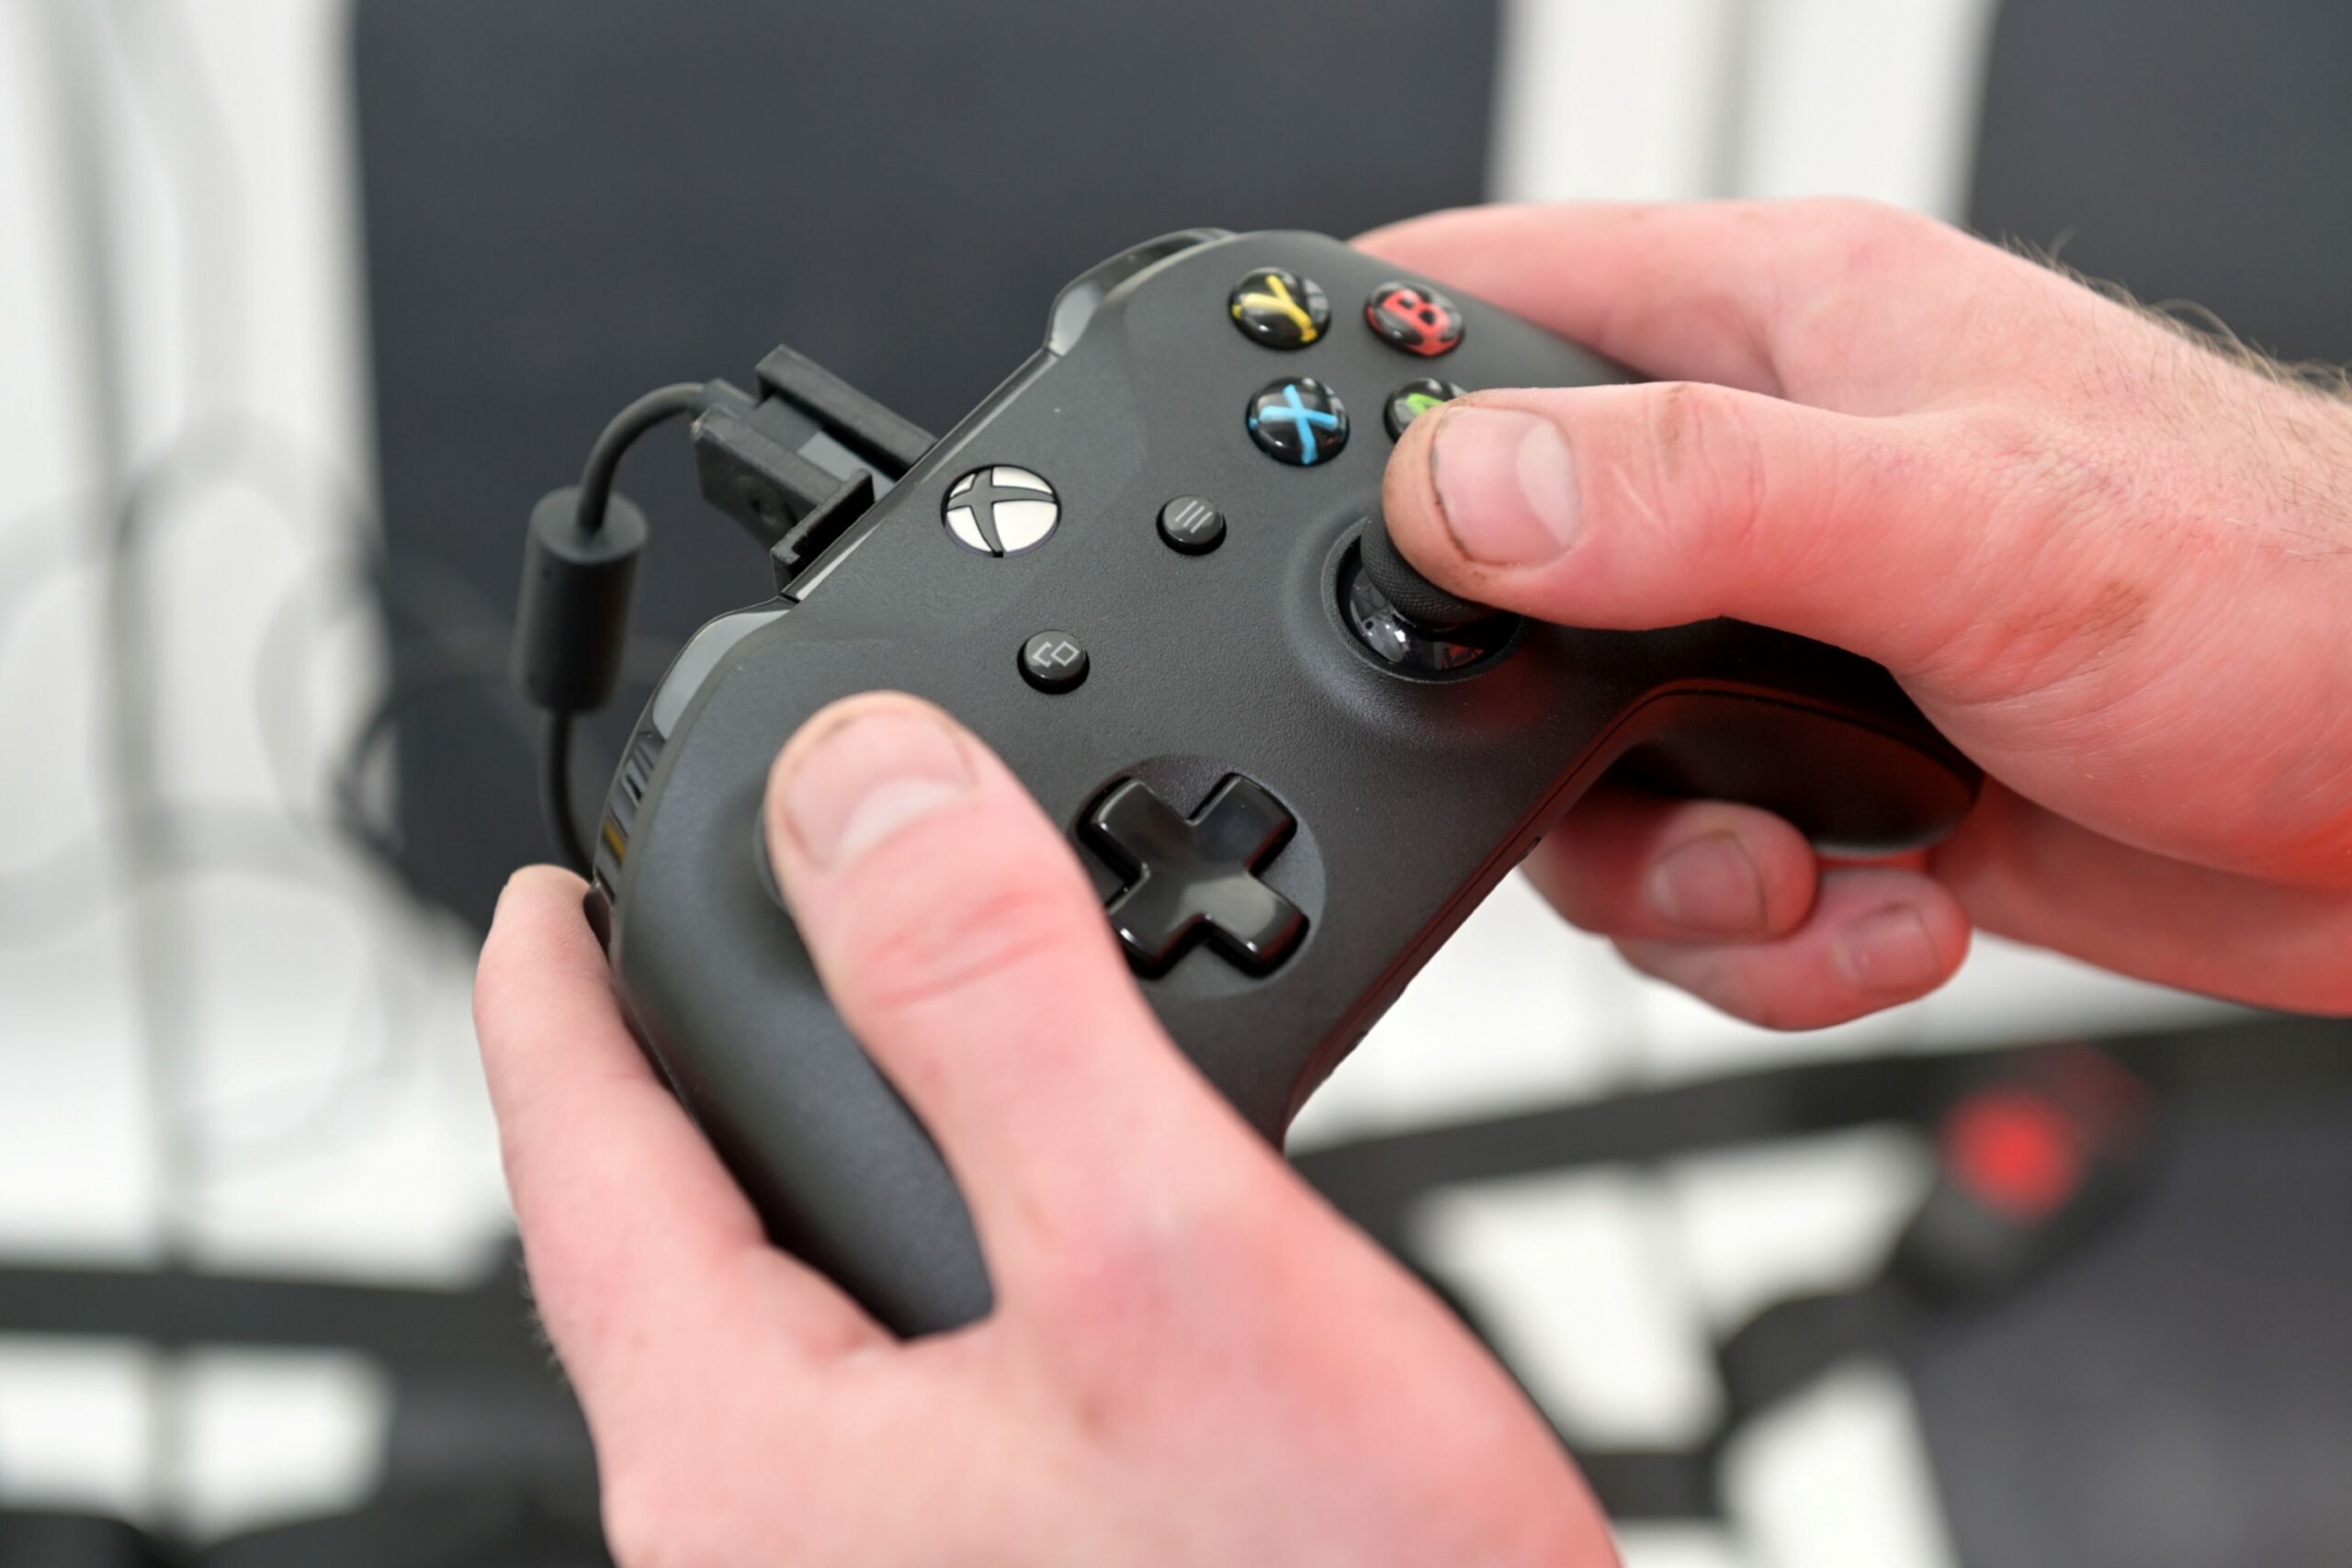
[1365,281,1464,358]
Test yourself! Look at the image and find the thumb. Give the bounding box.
[1382,385,2005,681]
[763,693,1276,1268]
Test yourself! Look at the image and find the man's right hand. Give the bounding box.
[1364,198,2352,1026]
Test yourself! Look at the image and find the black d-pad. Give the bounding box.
[1080,776,1306,976]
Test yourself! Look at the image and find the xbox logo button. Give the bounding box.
[943,465,1060,556]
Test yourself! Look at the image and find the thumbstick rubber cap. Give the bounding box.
[1357,519,1492,632]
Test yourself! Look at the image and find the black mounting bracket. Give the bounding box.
[690,345,934,595]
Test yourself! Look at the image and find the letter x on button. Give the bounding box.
[1079,775,1307,976]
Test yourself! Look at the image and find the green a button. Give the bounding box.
[1384,378,1465,440]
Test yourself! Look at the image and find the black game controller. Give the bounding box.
[511,230,1979,1335]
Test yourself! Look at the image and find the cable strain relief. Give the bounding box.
[512,485,648,713]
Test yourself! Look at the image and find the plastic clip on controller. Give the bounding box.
[509,358,936,872]
[525,229,1984,1335]
[692,345,934,594]
[509,381,707,873]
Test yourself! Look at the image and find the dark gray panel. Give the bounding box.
[1970,0,2352,366]
[353,0,1498,926]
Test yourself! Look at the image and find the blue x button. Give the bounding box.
[1247,377,1350,467]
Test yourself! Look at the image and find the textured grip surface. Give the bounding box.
[1356,514,1491,631]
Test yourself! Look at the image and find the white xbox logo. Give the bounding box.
[942,465,1059,556]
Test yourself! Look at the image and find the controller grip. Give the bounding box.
[606,627,1977,1339]
[1532,617,1978,857]
[613,768,992,1336]
[1599,686,1975,855]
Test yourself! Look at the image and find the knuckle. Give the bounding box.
[1796,196,1950,270]
[1639,381,1773,560]
[1753,199,1974,393]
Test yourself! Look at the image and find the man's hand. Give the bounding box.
[475,694,1615,1567]
[1364,197,2352,1027]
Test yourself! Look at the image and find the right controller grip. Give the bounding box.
[1594,681,1980,855]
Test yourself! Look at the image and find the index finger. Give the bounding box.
[474,868,882,1422]
[1356,198,2065,411]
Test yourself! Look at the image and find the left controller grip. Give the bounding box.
[610,745,993,1337]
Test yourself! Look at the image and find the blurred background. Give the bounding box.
[1,2,2346,1564]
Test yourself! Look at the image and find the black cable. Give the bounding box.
[527,379,708,868]
[541,712,591,874]
[575,382,707,534]
[330,627,678,895]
